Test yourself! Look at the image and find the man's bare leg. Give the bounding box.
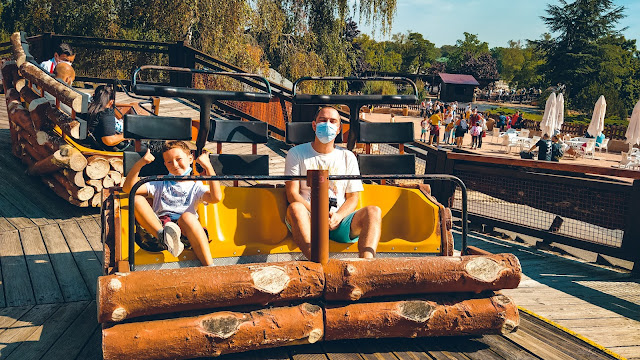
[349,205,382,258]
[286,202,312,259]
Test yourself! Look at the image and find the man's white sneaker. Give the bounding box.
[162,222,183,257]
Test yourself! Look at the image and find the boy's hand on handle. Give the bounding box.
[141,149,155,165]
[196,151,216,175]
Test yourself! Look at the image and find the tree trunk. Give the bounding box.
[19,61,84,113]
[29,98,52,131]
[324,293,519,341]
[46,105,82,139]
[324,255,521,301]
[108,170,122,185]
[102,303,324,360]
[43,176,89,207]
[90,192,102,208]
[8,104,36,137]
[36,130,66,153]
[53,144,87,172]
[102,174,115,189]
[97,261,324,323]
[17,133,50,161]
[19,84,40,106]
[85,155,111,179]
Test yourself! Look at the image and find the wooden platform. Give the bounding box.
[0,93,637,359]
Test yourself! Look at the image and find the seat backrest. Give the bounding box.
[357,122,414,144]
[208,120,268,143]
[123,151,167,176]
[585,139,596,151]
[285,122,343,145]
[357,154,415,175]
[493,128,500,136]
[501,135,511,145]
[208,154,269,176]
[600,138,609,147]
[124,115,192,140]
[621,152,629,165]
[531,136,540,144]
[521,129,530,137]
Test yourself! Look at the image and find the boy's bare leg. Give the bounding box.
[178,212,213,266]
[133,195,162,234]
[349,205,382,258]
[286,202,312,259]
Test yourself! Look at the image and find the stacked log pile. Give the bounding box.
[99,255,522,360]
[2,33,125,207]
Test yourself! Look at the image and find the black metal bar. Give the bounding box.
[51,34,170,47]
[292,76,419,98]
[127,173,467,271]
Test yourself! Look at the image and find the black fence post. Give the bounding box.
[622,179,640,276]
[168,41,195,88]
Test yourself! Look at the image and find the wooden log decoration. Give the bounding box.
[108,170,122,185]
[19,84,40,106]
[10,32,26,67]
[19,61,84,113]
[52,172,95,201]
[1,60,18,90]
[28,153,63,175]
[108,157,123,173]
[5,88,22,109]
[8,103,36,137]
[36,130,66,153]
[29,98,52,131]
[97,261,325,323]
[43,176,89,207]
[53,144,88,172]
[86,155,111,180]
[102,303,324,360]
[63,169,86,187]
[324,293,519,341]
[17,133,50,161]
[86,179,104,193]
[45,105,82,139]
[323,254,522,301]
[90,192,102,208]
[102,174,115,189]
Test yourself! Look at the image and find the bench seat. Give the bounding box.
[116,184,446,266]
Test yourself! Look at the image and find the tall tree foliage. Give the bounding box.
[536,0,637,117]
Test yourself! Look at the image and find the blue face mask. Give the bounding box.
[165,167,192,185]
[315,122,339,144]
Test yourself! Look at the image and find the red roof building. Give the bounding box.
[438,73,479,102]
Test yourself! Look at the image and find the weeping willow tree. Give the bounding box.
[1,0,397,91]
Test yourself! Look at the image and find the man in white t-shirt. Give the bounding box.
[284,107,382,259]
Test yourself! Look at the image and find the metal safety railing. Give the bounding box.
[126,172,468,271]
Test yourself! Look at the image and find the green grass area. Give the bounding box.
[484,107,628,126]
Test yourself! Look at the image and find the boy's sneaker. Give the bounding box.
[162,222,183,257]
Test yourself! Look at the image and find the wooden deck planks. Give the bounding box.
[0,303,60,358]
[75,217,104,264]
[39,224,91,302]
[4,301,91,360]
[18,227,64,304]
[40,301,99,360]
[0,230,35,306]
[73,326,102,360]
[0,177,53,227]
[58,221,103,296]
[0,193,37,229]
[0,306,33,334]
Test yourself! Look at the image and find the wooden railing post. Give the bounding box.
[168,41,195,88]
[308,169,329,264]
[622,179,640,275]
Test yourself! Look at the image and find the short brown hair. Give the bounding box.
[162,140,191,155]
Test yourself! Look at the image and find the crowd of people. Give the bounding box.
[418,100,490,149]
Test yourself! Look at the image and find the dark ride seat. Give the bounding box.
[356,121,416,181]
[285,121,344,145]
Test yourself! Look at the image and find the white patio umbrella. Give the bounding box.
[539,92,557,136]
[625,99,640,150]
[555,93,565,132]
[587,95,606,137]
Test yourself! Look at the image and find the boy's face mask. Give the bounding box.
[315,121,339,144]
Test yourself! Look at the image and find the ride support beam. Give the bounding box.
[323,254,522,301]
[97,261,325,323]
[102,303,324,360]
[308,169,329,264]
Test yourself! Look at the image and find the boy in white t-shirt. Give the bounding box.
[122,141,222,266]
[284,107,381,259]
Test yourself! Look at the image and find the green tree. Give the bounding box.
[448,32,489,72]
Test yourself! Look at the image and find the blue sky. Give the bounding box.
[357,0,640,48]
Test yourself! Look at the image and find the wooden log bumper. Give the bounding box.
[46,105,82,139]
[1,60,18,90]
[102,303,324,360]
[54,144,88,172]
[323,254,522,301]
[97,261,325,323]
[19,85,40,105]
[19,61,84,113]
[10,32,26,67]
[324,293,519,340]
[86,155,110,180]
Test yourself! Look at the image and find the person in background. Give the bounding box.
[528,134,553,161]
[390,113,395,123]
[429,109,442,146]
[551,135,565,162]
[40,43,75,74]
[420,116,428,142]
[455,115,467,149]
[442,106,454,145]
[87,85,133,151]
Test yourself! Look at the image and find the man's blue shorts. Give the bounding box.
[285,211,359,244]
